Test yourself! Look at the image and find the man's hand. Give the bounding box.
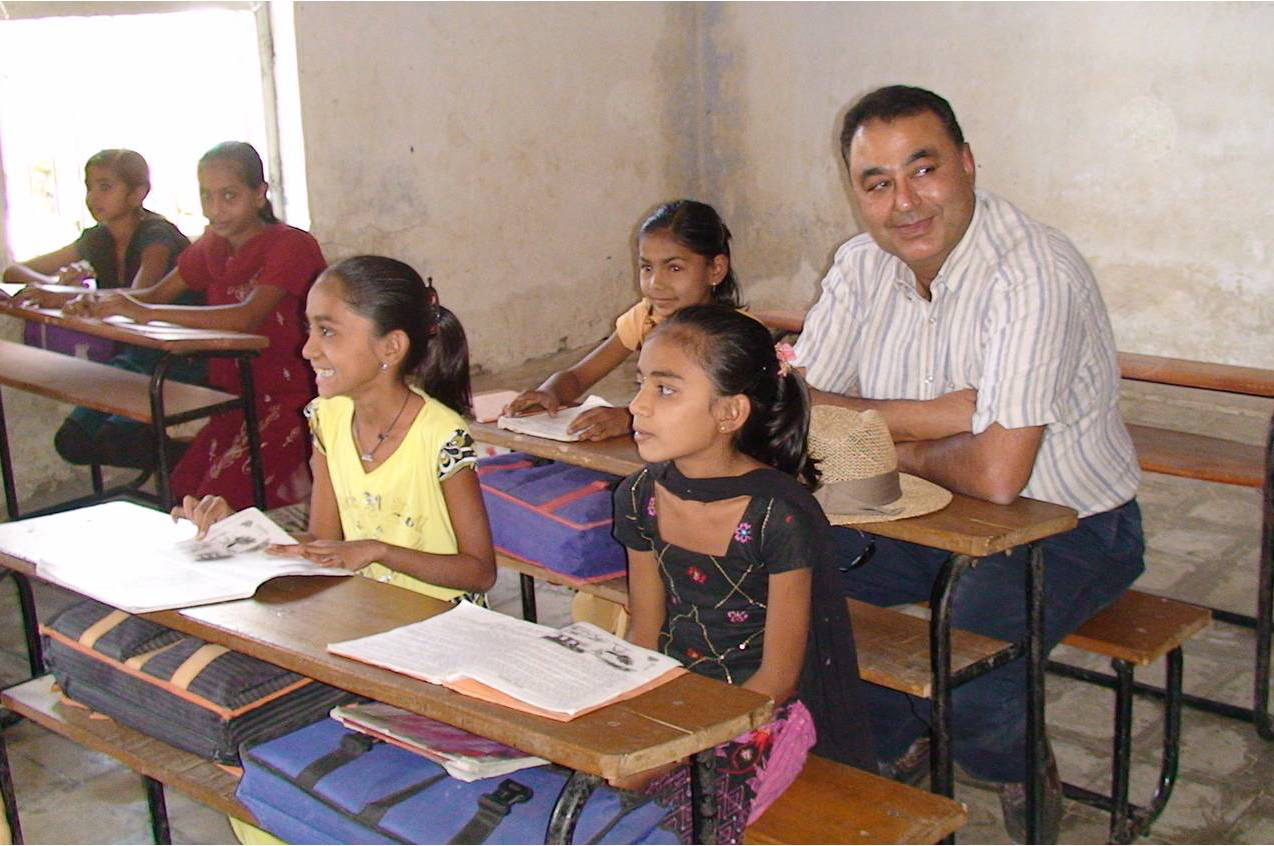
[809,386,978,442]
[895,423,1044,505]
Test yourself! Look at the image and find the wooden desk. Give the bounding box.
[0,297,269,514]
[0,545,771,842]
[469,420,1076,842]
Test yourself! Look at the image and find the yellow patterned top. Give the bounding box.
[305,388,477,602]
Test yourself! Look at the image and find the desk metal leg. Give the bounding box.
[9,573,42,677]
[143,775,171,843]
[0,389,20,520]
[237,356,267,510]
[546,770,599,844]
[520,574,539,623]
[0,727,22,844]
[147,355,176,511]
[1026,542,1046,844]
[691,747,719,844]
[929,553,973,805]
[1256,414,1274,740]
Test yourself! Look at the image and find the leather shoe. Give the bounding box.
[878,734,930,787]
[997,739,1062,844]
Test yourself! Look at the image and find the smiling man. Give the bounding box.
[793,86,1145,843]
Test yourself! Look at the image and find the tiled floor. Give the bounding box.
[0,347,1272,843]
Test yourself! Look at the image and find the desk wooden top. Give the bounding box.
[1118,351,1274,398]
[0,551,770,781]
[470,421,1077,556]
[0,294,268,354]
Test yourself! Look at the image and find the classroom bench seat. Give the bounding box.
[743,753,967,845]
[1053,590,1211,842]
[0,675,254,844]
[0,339,240,423]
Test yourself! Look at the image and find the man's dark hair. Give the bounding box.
[840,86,965,161]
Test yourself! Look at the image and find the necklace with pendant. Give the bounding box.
[357,390,411,463]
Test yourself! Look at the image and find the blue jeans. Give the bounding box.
[831,499,1145,783]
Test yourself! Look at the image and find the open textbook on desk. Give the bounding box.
[329,602,685,720]
[0,501,349,613]
[496,394,614,442]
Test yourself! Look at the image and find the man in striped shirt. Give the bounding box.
[793,85,1145,843]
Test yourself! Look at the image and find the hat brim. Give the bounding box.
[824,472,952,526]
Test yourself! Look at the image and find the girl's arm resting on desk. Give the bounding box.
[742,567,811,704]
[305,448,344,541]
[3,243,83,286]
[276,467,498,593]
[624,547,666,650]
[505,332,631,415]
[72,278,285,333]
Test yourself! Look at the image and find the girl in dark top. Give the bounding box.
[4,149,187,291]
[613,305,875,843]
[5,149,202,470]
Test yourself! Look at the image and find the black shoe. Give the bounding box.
[998,739,1062,844]
[53,418,98,465]
[878,734,931,787]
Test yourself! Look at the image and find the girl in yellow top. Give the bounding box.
[175,254,496,602]
[504,199,744,441]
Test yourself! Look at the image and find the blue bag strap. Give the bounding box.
[354,771,449,827]
[295,732,377,789]
[447,778,535,844]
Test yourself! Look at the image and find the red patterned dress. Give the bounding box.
[168,224,326,509]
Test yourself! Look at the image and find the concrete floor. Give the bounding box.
[0,346,1272,843]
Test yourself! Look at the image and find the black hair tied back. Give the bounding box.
[657,305,817,488]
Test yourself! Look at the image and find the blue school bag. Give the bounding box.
[236,717,680,844]
[477,453,627,584]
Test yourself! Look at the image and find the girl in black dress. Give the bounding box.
[613,305,875,843]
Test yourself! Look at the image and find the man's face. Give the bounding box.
[846,111,976,288]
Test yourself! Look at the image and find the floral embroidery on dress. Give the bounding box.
[646,496,657,517]
[734,522,753,544]
[727,610,749,624]
[687,565,708,584]
[437,429,477,479]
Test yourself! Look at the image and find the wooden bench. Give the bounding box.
[0,675,254,843]
[744,753,967,844]
[1116,351,1274,739]
[1052,589,1211,842]
[0,338,245,519]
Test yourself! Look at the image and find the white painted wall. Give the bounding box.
[699,2,1274,368]
[291,1,702,372]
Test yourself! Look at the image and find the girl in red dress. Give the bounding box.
[66,141,326,509]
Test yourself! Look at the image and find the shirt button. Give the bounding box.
[928,317,937,325]
[925,375,934,384]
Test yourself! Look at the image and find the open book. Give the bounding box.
[331,701,548,781]
[328,602,685,720]
[0,501,350,613]
[496,394,614,442]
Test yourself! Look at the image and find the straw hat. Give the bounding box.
[809,406,952,525]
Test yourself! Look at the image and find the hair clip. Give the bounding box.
[775,342,796,378]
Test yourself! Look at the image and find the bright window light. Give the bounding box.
[0,8,269,257]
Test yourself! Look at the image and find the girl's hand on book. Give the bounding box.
[504,389,560,417]
[566,406,631,441]
[268,538,383,571]
[171,494,234,540]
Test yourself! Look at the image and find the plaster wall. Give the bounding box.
[291,1,702,372]
[701,2,1274,368]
